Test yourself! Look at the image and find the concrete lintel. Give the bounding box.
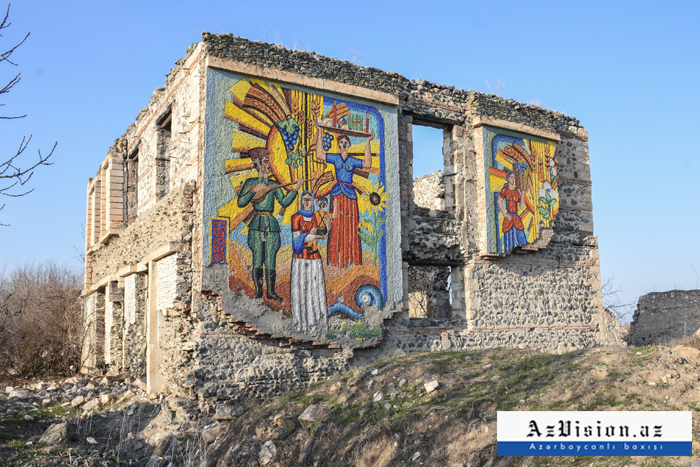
[206,56,399,106]
[99,230,120,245]
[142,242,187,264]
[471,116,561,142]
[116,264,140,278]
[84,242,186,297]
[93,274,115,292]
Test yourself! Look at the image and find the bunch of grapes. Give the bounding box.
[281,125,300,151]
[322,132,334,151]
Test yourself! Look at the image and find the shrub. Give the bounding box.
[0,261,84,377]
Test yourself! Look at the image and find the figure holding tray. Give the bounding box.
[314,120,374,268]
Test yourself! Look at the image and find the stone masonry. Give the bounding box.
[629,290,700,345]
[81,33,623,403]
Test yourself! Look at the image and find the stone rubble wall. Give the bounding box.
[191,331,351,401]
[382,321,602,354]
[86,183,195,284]
[406,207,462,264]
[629,290,700,345]
[81,291,105,373]
[157,254,178,314]
[105,299,123,369]
[123,273,147,378]
[413,171,445,210]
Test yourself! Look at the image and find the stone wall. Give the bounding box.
[86,183,195,285]
[193,329,352,401]
[105,281,124,370]
[382,319,606,354]
[81,291,105,373]
[629,290,700,345]
[123,273,146,378]
[413,171,444,210]
[406,207,462,264]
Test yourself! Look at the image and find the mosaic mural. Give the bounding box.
[482,126,559,255]
[203,69,400,344]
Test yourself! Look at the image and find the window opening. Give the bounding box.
[412,124,444,179]
[407,119,461,319]
[126,147,139,225]
[411,122,452,211]
[408,265,452,319]
[156,108,172,200]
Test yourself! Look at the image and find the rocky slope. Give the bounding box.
[4,344,700,466]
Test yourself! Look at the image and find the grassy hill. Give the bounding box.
[3,344,700,466]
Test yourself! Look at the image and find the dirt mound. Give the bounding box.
[204,346,700,466]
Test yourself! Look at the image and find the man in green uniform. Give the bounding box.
[238,148,302,301]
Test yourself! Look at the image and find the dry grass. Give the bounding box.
[202,345,700,467]
[669,333,700,350]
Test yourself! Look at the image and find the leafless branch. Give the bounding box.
[485,76,506,97]
[0,5,57,225]
[602,275,635,323]
[0,5,28,67]
[0,136,55,195]
[0,291,25,350]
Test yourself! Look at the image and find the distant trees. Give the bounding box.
[0,262,84,376]
[0,3,55,224]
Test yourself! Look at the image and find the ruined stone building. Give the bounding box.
[82,34,621,400]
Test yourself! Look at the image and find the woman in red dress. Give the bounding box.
[497,171,528,251]
[314,122,374,268]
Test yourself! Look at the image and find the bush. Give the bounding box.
[0,261,83,377]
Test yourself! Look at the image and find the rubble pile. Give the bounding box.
[1,373,143,424]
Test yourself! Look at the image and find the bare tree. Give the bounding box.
[0,262,83,376]
[0,291,25,349]
[602,274,635,323]
[0,4,55,225]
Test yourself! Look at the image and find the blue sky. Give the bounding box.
[0,0,697,320]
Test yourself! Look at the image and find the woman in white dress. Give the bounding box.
[290,191,329,333]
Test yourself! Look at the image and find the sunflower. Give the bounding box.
[362,181,388,215]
